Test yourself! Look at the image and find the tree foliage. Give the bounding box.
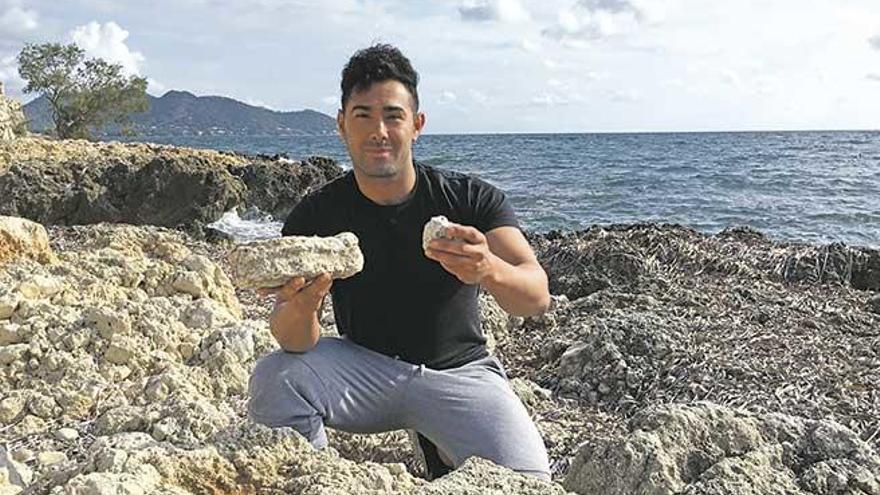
[17,42,148,139]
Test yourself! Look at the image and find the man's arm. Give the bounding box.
[425,224,551,317]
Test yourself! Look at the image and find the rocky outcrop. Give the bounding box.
[0,137,342,235]
[0,94,26,141]
[0,220,566,494]
[228,232,364,289]
[2,218,878,494]
[563,402,880,495]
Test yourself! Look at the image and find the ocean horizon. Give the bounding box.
[113,130,880,248]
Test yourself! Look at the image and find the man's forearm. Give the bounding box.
[481,257,550,317]
[269,304,321,352]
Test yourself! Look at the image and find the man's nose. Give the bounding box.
[370,118,388,141]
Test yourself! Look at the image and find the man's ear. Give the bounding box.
[413,112,426,140]
[336,109,345,138]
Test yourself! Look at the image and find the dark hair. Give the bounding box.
[340,44,420,112]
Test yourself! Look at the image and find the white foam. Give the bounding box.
[208,208,283,242]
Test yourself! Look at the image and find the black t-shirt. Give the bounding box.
[281,162,519,370]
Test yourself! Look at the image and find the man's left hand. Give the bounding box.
[425,223,498,285]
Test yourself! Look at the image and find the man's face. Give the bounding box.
[337,79,425,180]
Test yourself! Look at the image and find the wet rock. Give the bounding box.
[0,137,341,235]
[228,232,364,289]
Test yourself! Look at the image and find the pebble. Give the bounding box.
[55,428,79,441]
[36,450,67,466]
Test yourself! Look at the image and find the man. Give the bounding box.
[247,44,552,481]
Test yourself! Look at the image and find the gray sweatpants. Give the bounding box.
[247,336,551,480]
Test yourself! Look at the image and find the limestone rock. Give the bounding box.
[36,450,67,466]
[422,215,458,251]
[563,402,880,495]
[0,94,26,141]
[417,457,570,494]
[479,292,522,352]
[56,428,79,442]
[0,216,55,265]
[0,447,32,493]
[228,232,364,289]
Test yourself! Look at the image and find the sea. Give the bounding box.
[116,131,880,247]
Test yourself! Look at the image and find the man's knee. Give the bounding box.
[247,350,323,425]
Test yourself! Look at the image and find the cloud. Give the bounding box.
[146,77,166,94]
[609,88,641,103]
[720,68,742,86]
[542,0,668,42]
[438,90,457,104]
[458,0,529,23]
[468,88,490,105]
[70,21,145,76]
[0,52,25,94]
[870,35,880,51]
[0,5,38,37]
[578,0,643,19]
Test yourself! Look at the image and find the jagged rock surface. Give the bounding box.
[228,232,365,289]
[0,221,567,494]
[563,402,880,495]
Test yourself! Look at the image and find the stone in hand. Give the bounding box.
[422,215,461,251]
[228,232,364,289]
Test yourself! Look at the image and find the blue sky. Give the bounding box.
[1,0,879,134]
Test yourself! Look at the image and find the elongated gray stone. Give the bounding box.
[228,232,364,289]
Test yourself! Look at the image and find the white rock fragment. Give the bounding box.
[104,335,135,365]
[228,232,364,289]
[0,215,55,265]
[83,307,132,339]
[0,293,20,320]
[0,344,27,366]
[1,447,32,495]
[0,394,27,424]
[36,450,66,466]
[422,215,460,251]
[0,323,20,345]
[55,428,79,442]
[17,275,63,300]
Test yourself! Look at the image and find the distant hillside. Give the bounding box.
[23,90,336,137]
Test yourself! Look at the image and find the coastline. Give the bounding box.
[1,136,879,493]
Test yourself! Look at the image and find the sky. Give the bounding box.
[0,0,879,134]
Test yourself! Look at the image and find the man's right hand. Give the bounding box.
[260,273,333,315]
[258,273,332,352]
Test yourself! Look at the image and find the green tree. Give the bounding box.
[17,42,148,139]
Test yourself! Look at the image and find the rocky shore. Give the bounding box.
[1,127,879,493]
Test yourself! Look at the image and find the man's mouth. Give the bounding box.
[366,148,392,156]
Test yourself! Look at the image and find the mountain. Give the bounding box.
[22,90,337,137]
